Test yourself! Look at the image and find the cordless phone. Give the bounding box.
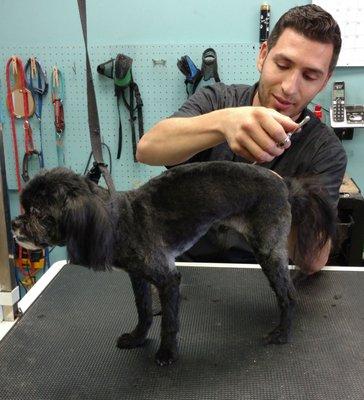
[332,81,346,123]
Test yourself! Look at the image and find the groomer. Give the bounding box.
[136,4,347,275]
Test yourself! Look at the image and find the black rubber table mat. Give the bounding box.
[0,264,363,400]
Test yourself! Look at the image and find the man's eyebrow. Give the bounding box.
[273,54,324,76]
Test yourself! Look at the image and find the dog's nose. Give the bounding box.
[11,219,21,231]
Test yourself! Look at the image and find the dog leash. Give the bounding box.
[25,57,48,168]
[24,58,51,276]
[5,58,47,289]
[77,0,116,193]
[51,66,66,166]
[6,56,39,188]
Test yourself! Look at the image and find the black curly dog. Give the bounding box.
[12,161,335,366]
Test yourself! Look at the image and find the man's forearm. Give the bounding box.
[136,111,225,166]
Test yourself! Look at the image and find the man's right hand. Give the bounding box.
[218,106,299,163]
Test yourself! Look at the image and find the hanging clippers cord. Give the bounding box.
[51,66,66,166]
[25,57,48,168]
[77,0,116,193]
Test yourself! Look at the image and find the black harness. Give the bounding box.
[97,54,144,160]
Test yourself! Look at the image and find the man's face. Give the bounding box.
[254,28,333,120]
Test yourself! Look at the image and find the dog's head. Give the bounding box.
[12,168,114,270]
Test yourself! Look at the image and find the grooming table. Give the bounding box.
[0,263,363,400]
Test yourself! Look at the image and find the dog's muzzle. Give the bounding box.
[11,219,44,250]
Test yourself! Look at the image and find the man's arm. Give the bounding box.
[137,83,299,166]
[136,107,299,166]
[136,111,225,166]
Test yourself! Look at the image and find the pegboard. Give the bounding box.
[0,43,259,191]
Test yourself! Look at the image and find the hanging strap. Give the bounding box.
[77,0,115,193]
[25,58,48,120]
[119,80,144,162]
[114,55,144,161]
[51,66,66,166]
[5,57,46,281]
[6,56,38,189]
[177,55,202,97]
[25,57,48,168]
[22,149,42,182]
[5,57,22,191]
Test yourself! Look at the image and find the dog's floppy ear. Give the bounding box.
[63,192,113,271]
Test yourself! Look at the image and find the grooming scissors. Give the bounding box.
[277,115,310,148]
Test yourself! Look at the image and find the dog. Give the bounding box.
[12,161,335,366]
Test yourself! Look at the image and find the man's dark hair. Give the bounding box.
[267,4,341,73]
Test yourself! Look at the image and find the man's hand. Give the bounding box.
[218,107,299,163]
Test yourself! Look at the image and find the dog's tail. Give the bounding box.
[283,176,336,267]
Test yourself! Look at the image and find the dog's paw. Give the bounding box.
[116,333,146,349]
[155,347,178,366]
[264,327,290,345]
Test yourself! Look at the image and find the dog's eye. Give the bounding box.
[30,207,41,215]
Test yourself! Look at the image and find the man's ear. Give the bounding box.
[257,41,269,73]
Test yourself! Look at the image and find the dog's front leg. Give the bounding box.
[117,273,153,349]
[155,271,181,366]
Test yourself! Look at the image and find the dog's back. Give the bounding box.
[128,161,290,258]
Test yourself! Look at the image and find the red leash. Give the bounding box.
[6,56,38,279]
[6,56,35,191]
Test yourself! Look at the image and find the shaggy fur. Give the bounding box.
[12,161,335,366]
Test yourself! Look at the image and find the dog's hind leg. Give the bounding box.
[117,273,153,349]
[154,269,182,366]
[232,212,296,344]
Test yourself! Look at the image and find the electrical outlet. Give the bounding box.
[334,128,354,140]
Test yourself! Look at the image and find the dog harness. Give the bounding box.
[97,54,144,161]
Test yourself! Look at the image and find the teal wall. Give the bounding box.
[1,0,363,265]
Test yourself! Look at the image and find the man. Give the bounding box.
[136,4,347,274]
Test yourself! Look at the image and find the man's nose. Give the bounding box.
[281,70,300,97]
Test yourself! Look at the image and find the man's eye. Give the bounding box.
[277,63,289,70]
[303,74,317,81]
